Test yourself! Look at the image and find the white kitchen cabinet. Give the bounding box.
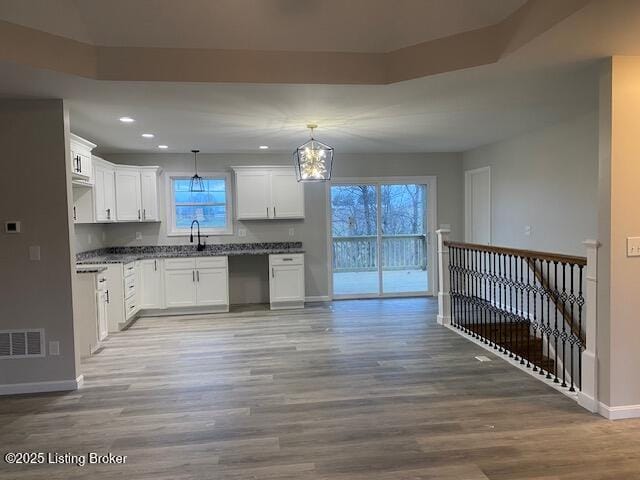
[163,257,229,310]
[140,259,163,309]
[234,168,271,219]
[269,254,305,310]
[70,133,96,184]
[140,168,160,221]
[93,158,116,222]
[233,166,304,220]
[72,185,95,223]
[115,167,142,221]
[271,169,305,219]
[97,271,109,341]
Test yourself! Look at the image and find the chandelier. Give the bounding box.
[189,149,205,192]
[293,124,334,182]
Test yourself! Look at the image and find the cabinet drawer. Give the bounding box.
[125,295,138,319]
[196,257,227,269]
[165,258,196,270]
[124,275,136,299]
[124,262,137,278]
[270,253,304,266]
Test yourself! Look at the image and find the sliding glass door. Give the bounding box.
[330,179,433,298]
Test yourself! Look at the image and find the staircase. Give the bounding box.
[465,321,554,372]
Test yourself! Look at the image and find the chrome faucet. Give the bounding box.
[190,220,205,251]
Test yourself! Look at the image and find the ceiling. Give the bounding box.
[0,0,526,52]
[1,0,639,155]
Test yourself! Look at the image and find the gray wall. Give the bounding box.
[0,100,79,387]
[95,152,464,303]
[463,111,598,256]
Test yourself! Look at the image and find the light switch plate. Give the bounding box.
[49,341,60,356]
[29,245,41,261]
[135,232,142,240]
[238,228,247,237]
[289,228,295,237]
[627,237,640,257]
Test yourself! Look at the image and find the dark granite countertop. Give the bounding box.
[76,242,304,265]
[76,265,108,274]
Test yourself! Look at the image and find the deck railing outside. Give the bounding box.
[332,234,426,272]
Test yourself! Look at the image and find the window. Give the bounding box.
[166,173,233,235]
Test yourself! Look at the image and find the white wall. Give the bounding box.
[0,99,79,389]
[463,111,598,256]
[90,152,464,302]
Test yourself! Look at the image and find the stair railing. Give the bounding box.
[435,230,599,411]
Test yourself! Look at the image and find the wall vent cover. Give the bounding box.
[0,329,45,359]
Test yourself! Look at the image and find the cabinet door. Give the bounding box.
[164,269,197,307]
[270,169,305,219]
[94,164,116,222]
[270,264,305,303]
[115,169,142,221]
[80,153,92,180]
[140,170,159,221]
[235,170,270,219]
[140,259,162,309]
[97,290,109,341]
[196,268,228,306]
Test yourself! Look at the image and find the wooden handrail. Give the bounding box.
[444,241,586,266]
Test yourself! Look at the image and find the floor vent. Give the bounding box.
[0,329,45,359]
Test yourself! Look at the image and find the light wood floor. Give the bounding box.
[2,298,640,479]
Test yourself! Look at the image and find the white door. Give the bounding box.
[235,170,270,219]
[94,164,116,222]
[196,268,228,306]
[271,169,304,219]
[465,167,491,245]
[97,290,109,341]
[140,259,162,309]
[115,168,142,221]
[164,269,197,307]
[270,265,304,302]
[140,170,159,221]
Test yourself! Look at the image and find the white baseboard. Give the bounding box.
[437,314,451,325]
[305,295,331,302]
[0,376,83,396]
[577,390,598,413]
[598,402,640,420]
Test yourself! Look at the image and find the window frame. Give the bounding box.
[165,171,234,236]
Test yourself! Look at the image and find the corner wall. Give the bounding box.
[0,99,79,391]
[463,111,598,256]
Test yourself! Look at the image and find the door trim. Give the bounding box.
[464,166,491,244]
[327,176,437,300]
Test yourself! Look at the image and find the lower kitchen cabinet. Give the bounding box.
[269,254,305,310]
[140,259,163,309]
[164,257,229,310]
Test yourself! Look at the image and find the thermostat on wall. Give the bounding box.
[4,221,21,234]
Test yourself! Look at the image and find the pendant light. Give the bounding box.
[189,149,205,192]
[293,124,334,182]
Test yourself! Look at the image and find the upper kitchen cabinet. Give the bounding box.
[93,157,116,222]
[233,166,304,220]
[70,133,96,185]
[115,167,142,221]
[115,165,161,222]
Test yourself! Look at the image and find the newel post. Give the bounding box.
[578,239,600,413]
[436,229,451,326]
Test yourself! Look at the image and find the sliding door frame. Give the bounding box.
[326,176,437,300]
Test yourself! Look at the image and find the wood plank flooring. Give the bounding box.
[1,298,640,479]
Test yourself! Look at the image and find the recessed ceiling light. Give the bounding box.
[259,145,269,150]
[141,133,155,138]
[119,116,135,123]
[158,145,168,149]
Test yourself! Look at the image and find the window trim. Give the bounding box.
[165,171,233,236]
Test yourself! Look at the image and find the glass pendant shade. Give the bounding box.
[189,149,205,192]
[293,127,334,182]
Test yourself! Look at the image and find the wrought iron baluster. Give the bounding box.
[552,261,559,383]
[578,264,584,391]
[521,255,527,366]
[508,254,514,358]
[569,263,576,392]
[544,260,552,379]
[561,262,567,388]
[483,250,489,344]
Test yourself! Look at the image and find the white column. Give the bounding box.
[436,229,451,326]
[578,239,600,413]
